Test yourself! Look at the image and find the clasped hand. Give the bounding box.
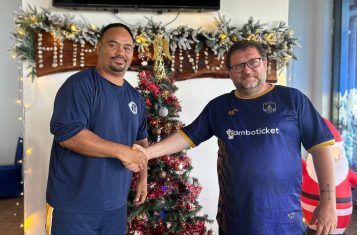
[122,144,148,172]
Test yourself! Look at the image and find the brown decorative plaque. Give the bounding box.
[34,31,277,82]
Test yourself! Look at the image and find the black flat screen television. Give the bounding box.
[52,0,220,11]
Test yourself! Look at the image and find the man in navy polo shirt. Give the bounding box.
[46,23,148,235]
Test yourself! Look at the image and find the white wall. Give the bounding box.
[0,0,22,165]
[288,0,334,117]
[21,0,288,234]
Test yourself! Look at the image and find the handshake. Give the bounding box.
[122,144,150,172]
[121,132,189,172]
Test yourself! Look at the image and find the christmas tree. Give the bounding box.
[127,34,213,235]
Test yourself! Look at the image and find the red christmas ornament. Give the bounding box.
[145,98,152,106]
[150,119,159,126]
[186,202,193,211]
[179,200,185,208]
[139,69,152,79]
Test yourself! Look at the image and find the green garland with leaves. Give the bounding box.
[11,6,299,77]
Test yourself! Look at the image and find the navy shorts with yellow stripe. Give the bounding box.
[46,203,127,235]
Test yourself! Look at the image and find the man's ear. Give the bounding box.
[95,42,101,55]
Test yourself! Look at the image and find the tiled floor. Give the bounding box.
[0,197,24,235]
[0,196,356,235]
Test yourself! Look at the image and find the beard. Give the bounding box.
[235,74,265,96]
[108,56,128,73]
[109,63,126,73]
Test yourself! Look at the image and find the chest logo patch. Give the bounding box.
[288,212,295,219]
[128,101,138,114]
[263,101,276,114]
[228,108,239,116]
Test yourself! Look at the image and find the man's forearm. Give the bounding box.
[146,132,191,159]
[311,146,336,203]
[59,129,135,162]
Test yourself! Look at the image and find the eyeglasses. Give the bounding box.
[229,58,263,73]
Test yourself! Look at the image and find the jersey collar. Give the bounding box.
[234,84,275,99]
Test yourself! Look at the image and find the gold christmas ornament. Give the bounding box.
[159,170,167,179]
[175,122,183,130]
[163,90,170,98]
[153,34,171,80]
[153,126,162,135]
[175,163,184,171]
[138,213,147,220]
[165,122,173,128]
[163,122,173,134]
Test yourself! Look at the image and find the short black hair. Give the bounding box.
[99,23,134,41]
[225,40,267,69]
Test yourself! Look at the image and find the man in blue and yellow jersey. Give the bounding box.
[136,40,337,235]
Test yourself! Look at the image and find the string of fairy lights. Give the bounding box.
[13,57,26,233]
[15,58,24,233]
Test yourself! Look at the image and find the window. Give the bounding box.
[332,0,357,170]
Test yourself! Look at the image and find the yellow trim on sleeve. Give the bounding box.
[46,203,54,235]
[179,130,196,148]
[307,139,335,153]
